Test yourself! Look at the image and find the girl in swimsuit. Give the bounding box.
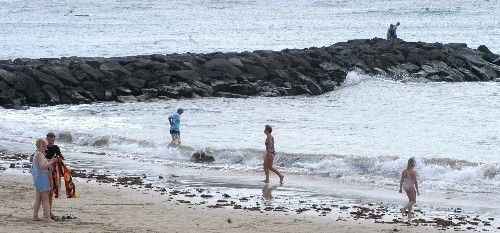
[263,125,284,184]
[399,157,420,218]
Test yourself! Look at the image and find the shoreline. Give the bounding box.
[2,145,499,232]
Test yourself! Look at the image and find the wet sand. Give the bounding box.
[0,171,449,233]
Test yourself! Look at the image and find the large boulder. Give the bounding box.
[293,72,323,95]
[40,66,80,86]
[157,84,179,98]
[82,81,105,100]
[227,83,259,96]
[72,63,105,81]
[60,88,89,104]
[41,84,60,103]
[0,69,15,84]
[24,77,46,104]
[190,81,214,97]
[203,58,243,76]
[29,69,65,88]
[173,70,202,82]
[99,61,131,76]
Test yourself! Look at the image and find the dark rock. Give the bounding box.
[114,87,133,96]
[245,65,268,80]
[173,82,193,97]
[191,81,214,96]
[204,58,243,76]
[132,70,155,82]
[0,69,15,84]
[293,72,323,95]
[40,66,80,86]
[191,150,215,163]
[41,84,60,103]
[72,63,104,81]
[173,70,202,82]
[227,83,259,96]
[157,84,178,98]
[29,69,65,88]
[477,45,492,54]
[228,58,244,67]
[123,77,146,92]
[82,81,105,100]
[104,90,115,101]
[142,88,158,99]
[124,59,169,72]
[60,88,88,104]
[99,61,131,76]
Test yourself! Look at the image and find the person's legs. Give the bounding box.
[48,193,53,217]
[33,191,42,220]
[41,192,53,222]
[269,167,284,184]
[263,158,270,183]
[407,188,416,217]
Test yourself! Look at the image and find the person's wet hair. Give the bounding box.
[46,132,56,139]
[265,125,272,133]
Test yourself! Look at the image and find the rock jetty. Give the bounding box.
[1,38,499,108]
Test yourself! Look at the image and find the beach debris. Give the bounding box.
[191,150,214,163]
[227,218,232,223]
[158,175,163,179]
[296,208,310,214]
[200,194,213,198]
[9,163,15,168]
[222,193,231,198]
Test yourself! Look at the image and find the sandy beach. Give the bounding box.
[0,170,453,233]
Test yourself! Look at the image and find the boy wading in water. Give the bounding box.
[168,108,184,146]
[399,157,420,220]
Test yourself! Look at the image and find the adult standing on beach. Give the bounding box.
[32,138,58,222]
[399,157,420,219]
[45,132,63,219]
[263,125,284,184]
[168,108,184,146]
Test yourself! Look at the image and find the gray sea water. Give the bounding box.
[0,0,499,59]
[0,0,499,197]
[0,74,499,194]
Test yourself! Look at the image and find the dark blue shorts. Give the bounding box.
[170,130,180,135]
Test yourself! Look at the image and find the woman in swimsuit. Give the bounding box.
[399,157,420,218]
[263,125,284,184]
[32,138,58,222]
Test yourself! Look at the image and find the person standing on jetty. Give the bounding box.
[399,157,420,220]
[168,108,184,146]
[387,22,401,44]
[263,125,284,184]
[31,138,58,222]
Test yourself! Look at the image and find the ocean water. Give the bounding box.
[1,73,499,195]
[0,0,499,202]
[0,0,498,59]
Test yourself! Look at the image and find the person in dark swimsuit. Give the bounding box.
[263,125,284,184]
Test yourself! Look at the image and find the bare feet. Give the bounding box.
[43,217,54,222]
[279,175,284,184]
[399,207,405,215]
[33,217,42,221]
[262,179,269,183]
